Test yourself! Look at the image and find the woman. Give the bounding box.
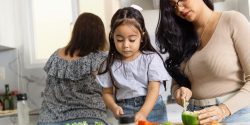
[156,0,250,124]
[38,13,109,125]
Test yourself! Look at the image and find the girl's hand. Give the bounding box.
[134,111,147,123]
[174,87,192,106]
[111,105,124,118]
[197,105,228,124]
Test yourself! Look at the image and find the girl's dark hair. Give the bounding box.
[65,12,107,57]
[156,0,214,88]
[100,7,160,74]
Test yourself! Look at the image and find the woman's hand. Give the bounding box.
[111,105,124,118]
[174,87,192,106]
[197,104,229,124]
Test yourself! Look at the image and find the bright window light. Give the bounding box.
[32,0,73,61]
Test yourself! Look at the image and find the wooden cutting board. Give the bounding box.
[0,109,17,117]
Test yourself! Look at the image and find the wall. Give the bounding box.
[0,50,18,92]
[238,0,250,20]
[79,0,120,35]
[120,0,154,10]
[214,0,250,20]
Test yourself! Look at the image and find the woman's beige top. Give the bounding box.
[172,11,250,114]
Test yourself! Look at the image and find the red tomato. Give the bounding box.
[138,120,151,125]
[137,120,158,125]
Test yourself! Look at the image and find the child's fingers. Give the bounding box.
[118,107,124,115]
[135,113,146,122]
[113,106,124,117]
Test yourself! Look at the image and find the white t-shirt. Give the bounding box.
[97,52,170,100]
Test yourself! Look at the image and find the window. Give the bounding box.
[24,0,79,68]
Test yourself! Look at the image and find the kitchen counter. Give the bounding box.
[0,109,40,125]
[1,106,248,125]
[0,109,39,118]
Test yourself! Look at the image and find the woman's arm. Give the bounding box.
[135,81,160,121]
[102,87,124,118]
[222,11,250,114]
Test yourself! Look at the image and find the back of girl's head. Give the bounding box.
[109,7,156,58]
[65,12,107,57]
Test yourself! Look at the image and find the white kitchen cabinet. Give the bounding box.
[0,0,18,51]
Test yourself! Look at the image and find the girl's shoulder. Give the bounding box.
[141,51,161,59]
[139,51,163,63]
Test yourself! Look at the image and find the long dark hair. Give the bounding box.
[65,12,107,57]
[99,7,160,74]
[156,0,214,88]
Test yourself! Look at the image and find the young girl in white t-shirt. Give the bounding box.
[97,7,169,123]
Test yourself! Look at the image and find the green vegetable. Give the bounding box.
[65,121,88,125]
[95,121,104,125]
[182,111,199,125]
[64,121,104,125]
[160,121,174,125]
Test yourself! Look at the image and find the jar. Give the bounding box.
[119,115,135,125]
[17,93,29,125]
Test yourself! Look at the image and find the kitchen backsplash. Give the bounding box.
[0,49,46,111]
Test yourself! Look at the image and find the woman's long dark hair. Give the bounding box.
[156,0,214,88]
[99,7,160,74]
[65,12,107,57]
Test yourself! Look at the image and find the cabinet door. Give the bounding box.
[0,0,17,50]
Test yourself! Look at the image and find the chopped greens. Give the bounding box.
[65,121,105,125]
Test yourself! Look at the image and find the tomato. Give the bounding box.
[138,120,151,125]
[137,120,159,125]
[182,111,199,125]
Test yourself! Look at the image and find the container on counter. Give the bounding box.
[17,93,29,125]
[3,84,14,110]
[119,115,135,125]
